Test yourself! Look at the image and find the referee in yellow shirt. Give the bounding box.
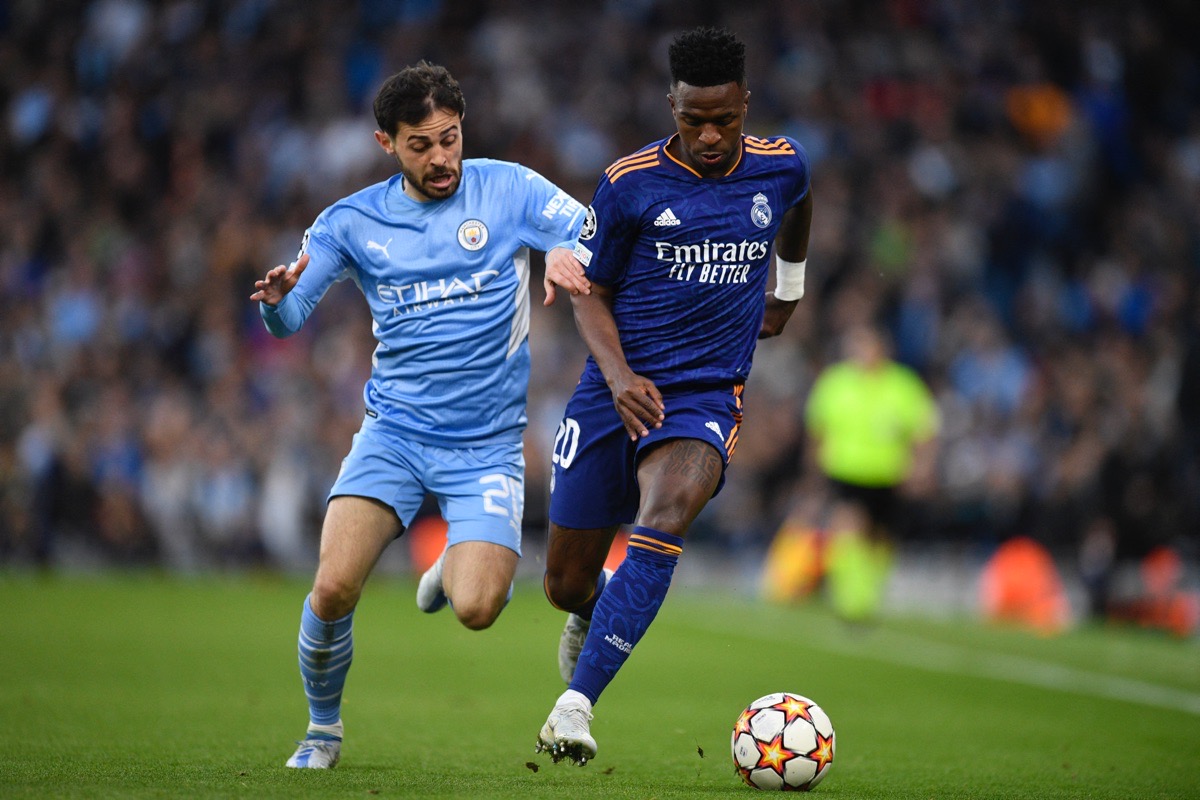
[805,323,940,621]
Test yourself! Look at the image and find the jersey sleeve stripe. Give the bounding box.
[607,157,661,183]
[745,136,793,150]
[605,153,658,175]
[745,143,796,155]
[604,149,659,179]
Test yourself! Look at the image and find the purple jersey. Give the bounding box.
[571,134,810,389]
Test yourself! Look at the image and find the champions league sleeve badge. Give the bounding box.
[579,206,598,241]
[751,193,772,228]
[457,219,489,251]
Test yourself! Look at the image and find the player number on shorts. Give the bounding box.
[552,419,580,469]
[480,474,523,533]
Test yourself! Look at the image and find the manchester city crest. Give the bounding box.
[751,192,772,229]
[457,219,489,251]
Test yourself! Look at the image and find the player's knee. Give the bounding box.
[452,595,503,631]
[310,575,362,620]
[543,570,594,612]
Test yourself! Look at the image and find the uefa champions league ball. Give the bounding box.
[731,692,835,791]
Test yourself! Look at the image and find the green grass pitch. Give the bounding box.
[2,573,1198,799]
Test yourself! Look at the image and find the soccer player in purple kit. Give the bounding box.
[535,26,814,765]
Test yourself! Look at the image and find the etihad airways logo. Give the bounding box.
[657,238,769,285]
[377,270,499,315]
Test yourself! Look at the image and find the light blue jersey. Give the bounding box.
[261,158,586,446]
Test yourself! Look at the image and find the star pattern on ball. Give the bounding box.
[808,730,835,772]
[754,734,800,777]
[771,693,814,725]
[733,708,756,737]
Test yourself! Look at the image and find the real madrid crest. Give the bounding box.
[750,192,772,229]
[457,219,489,251]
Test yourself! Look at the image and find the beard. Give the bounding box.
[400,161,461,201]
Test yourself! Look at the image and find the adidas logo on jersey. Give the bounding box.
[654,208,682,226]
[705,420,723,439]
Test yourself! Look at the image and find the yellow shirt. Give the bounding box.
[805,361,938,487]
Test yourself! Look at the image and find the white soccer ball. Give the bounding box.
[731,692,835,791]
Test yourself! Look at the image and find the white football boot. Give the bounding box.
[535,694,597,766]
[285,724,342,769]
[416,548,448,613]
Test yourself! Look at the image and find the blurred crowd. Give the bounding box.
[1,1,1198,602]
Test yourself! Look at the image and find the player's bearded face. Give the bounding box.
[380,108,464,202]
[669,81,749,178]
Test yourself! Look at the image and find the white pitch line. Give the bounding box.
[683,615,1200,717]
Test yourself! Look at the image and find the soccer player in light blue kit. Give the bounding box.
[534,27,814,765]
[250,61,588,769]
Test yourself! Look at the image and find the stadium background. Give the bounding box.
[0,0,1197,625]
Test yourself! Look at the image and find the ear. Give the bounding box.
[667,93,677,115]
[374,130,395,155]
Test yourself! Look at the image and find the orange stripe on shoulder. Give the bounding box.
[745,136,793,150]
[745,135,795,156]
[607,156,660,184]
[605,148,659,179]
[746,145,796,156]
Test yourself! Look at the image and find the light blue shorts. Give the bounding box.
[329,422,525,555]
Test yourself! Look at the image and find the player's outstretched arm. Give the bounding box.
[250,253,309,306]
[542,246,591,307]
[570,284,664,440]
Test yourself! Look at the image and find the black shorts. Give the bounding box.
[827,479,899,532]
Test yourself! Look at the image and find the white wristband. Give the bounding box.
[774,256,806,301]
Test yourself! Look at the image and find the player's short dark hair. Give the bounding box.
[668,26,746,88]
[373,61,466,136]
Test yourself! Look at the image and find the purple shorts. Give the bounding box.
[548,380,744,529]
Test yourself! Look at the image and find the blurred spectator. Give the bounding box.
[0,1,1194,603]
